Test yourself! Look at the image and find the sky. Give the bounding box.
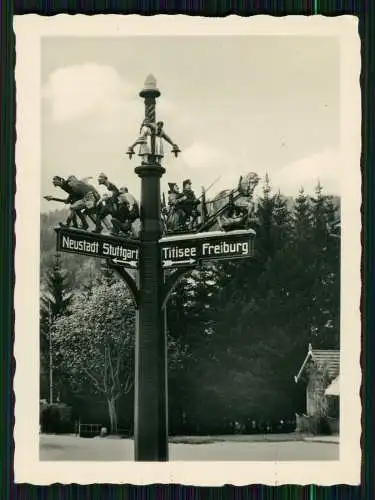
[41,36,340,212]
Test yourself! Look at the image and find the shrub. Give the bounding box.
[317,416,332,435]
[295,414,318,434]
[295,413,333,435]
[40,402,73,434]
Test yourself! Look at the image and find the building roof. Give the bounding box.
[294,343,340,383]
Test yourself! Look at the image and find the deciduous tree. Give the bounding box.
[52,282,135,433]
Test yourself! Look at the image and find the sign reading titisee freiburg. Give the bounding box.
[159,229,255,268]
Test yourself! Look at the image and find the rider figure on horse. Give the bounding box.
[167,183,183,229]
[45,175,100,230]
[166,180,200,232]
[95,173,140,237]
[179,179,200,228]
[111,187,140,236]
[94,172,121,233]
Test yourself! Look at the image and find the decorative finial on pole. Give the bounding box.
[127,76,181,164]
[140,74,160,99]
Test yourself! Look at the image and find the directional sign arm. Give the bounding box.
[107,260,139,309]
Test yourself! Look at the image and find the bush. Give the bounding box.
[40,402,73,434]
[327,416,339,434]
[317,416,332,435]
[295,413,318,434]
[295,413,333,436]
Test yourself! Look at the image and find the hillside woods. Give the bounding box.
[40,186,340,434]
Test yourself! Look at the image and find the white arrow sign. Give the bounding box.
[162,258,196,268]
[112,258,138,268]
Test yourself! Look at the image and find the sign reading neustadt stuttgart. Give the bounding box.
[56,227,255,270]
[159,229,256,268]
[55,227,140,269]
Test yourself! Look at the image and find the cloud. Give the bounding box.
[273,148,340,196]
[183,141,228,170]
[41,64,200,213]
[42,63,135,122]
[177,141,260,198]
[156,98,175,117]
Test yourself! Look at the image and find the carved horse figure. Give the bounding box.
[202,172,260,232]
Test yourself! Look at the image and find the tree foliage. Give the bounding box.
[40,181,341,434]
[165,180,340,433]
[52,281,135,432]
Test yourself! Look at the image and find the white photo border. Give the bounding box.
[14,14,362,485]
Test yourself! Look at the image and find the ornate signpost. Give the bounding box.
[54,75,256,462]
[56,227,140,268]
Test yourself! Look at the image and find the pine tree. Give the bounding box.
[40,253,73,402]
[256,173,275,259]
[41,253,73,319]
[292,187,313,242]
[311,181,328,239]
[272,189,292,248]
[324,196,341,240]
[309,183,340,349]
[167,263,226,354]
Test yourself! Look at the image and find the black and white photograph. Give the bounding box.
[14,15,361,485]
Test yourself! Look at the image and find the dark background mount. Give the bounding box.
[2,0,372,499]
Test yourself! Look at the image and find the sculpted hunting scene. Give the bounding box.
[44,171,260,239]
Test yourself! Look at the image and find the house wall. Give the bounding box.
[306,370,329,417]
[328,396,340,419]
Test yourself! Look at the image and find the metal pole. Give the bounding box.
[134,76,168,461]
[48,301,53,405]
